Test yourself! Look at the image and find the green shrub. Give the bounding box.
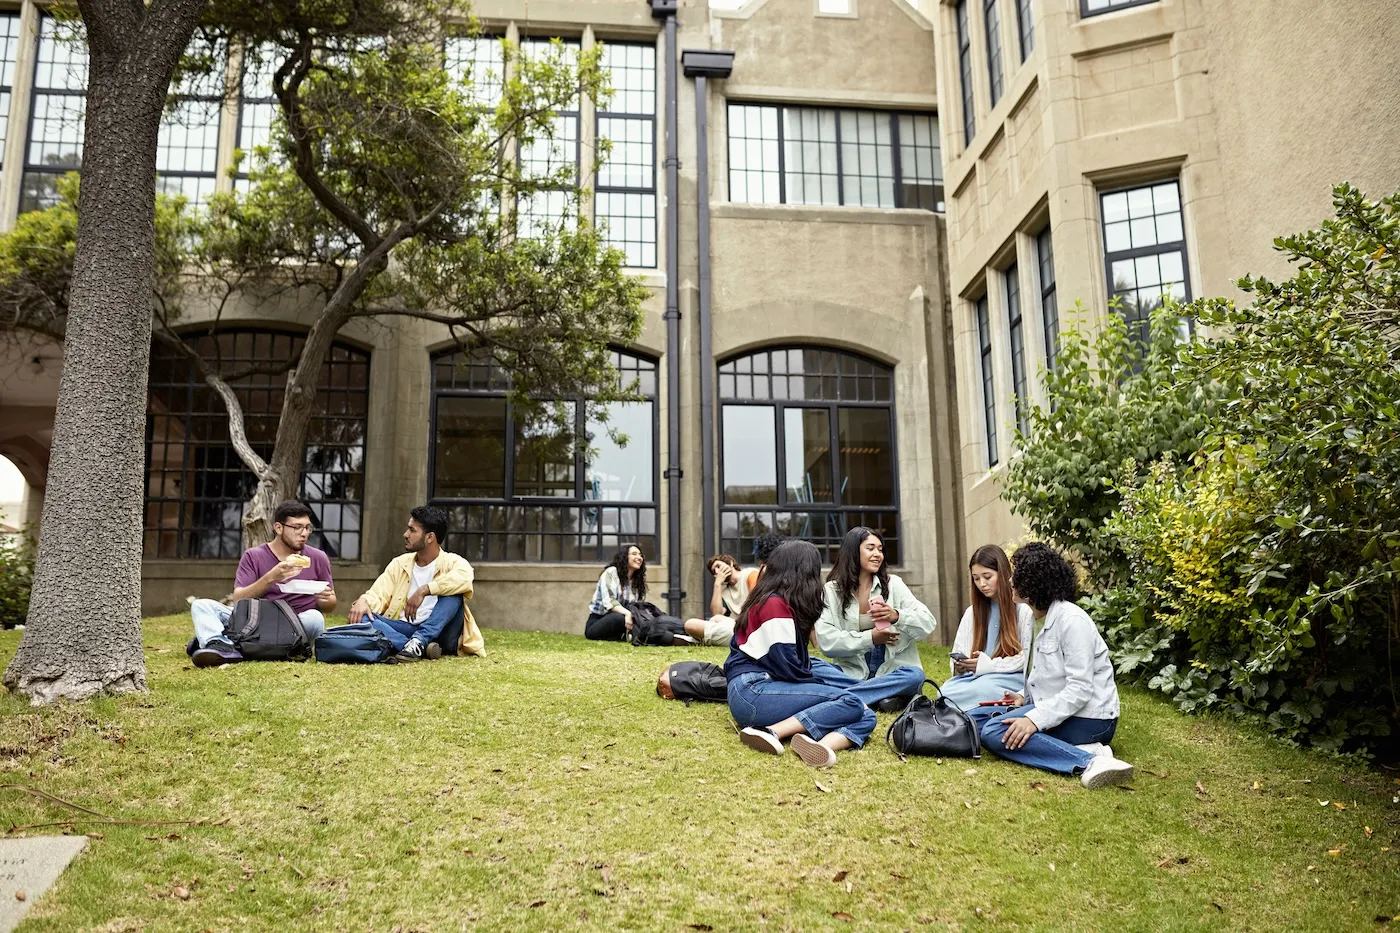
[1005,184,1400,754]
[0,527,35,629]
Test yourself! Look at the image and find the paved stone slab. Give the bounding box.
[0,836,88,932]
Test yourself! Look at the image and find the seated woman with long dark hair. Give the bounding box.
[975,542,1136,789]
[726,540,877,768]
[814,526,934,711]
[940,544,1034,709]
[584,544,647,641]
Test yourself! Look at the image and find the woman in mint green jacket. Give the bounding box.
[814,527,936,711]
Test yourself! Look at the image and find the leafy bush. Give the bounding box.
[1005,184,1400,754]
[0,528,35,629]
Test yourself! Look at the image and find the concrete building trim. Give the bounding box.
[721,83,939,110]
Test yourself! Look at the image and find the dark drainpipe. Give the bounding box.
[681,49,735,600]
[651,0,683,616]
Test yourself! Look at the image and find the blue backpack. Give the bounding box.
[314,623,397,664]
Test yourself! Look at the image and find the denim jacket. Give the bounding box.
[815,574,936,680]
[1023,600,1120,730]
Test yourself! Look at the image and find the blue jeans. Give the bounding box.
[366,595,463,652]
[971,702,1118,776]
[810,659,925,708]
[190,598,325,648]
[728,669,879,748]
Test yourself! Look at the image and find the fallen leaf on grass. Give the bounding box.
[14,892,25,902]
[963,801,973,809]
[832,912,855,922]
[1212,902,1224,912]
[1155,856,1189,869]
[1252,781,1263,791]
[1365,827,1374,839]
[1319,800,1330,807]
[964,768,978,776]
[1327,848,1344,857]
[832,870,848,883]
[173,886,190,901]
[598,864,613,884]
[1195,781,1208,796]
[86,833,105,840]
[890,871,907,879]
[1028,782,1047,792]
[528,900,546,908]
[1048,863,1055,873]
[687,925,714,931]
[815,781,832,793]
[1332,801,1347,810]
[579,764,595,771]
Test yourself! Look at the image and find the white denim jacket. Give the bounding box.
[1023,599,1120,731]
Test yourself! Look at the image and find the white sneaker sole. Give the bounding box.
[1081,759,1134,789]
[740,727,784,756]
[791,734,837,768]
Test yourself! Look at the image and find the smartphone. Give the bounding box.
[949,652,968,662]
[978,698,1016,706]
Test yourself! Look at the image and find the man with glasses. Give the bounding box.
[189,500,336,668]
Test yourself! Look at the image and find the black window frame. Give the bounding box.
[717,346,902,566]
[1036,226,1058,370]
[725,102,943,212]
[1016,0,1035,61]
[1005,263,1028,436]
[144,327,371,561]
[516,36,584,239]
[21,13,88,214]
[956,0,976,146]
[1098,178,1192,345]
[984,0,1005,108]
[976,295,998,467]
[427,346,661,563]
[595,40,658,269]
[1079,0,1158,17]
[0,12,22,182]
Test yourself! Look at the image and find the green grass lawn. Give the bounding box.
[1,616,1398,932]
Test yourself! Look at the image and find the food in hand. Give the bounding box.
[287,554,311,569]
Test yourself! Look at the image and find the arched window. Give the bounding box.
[429,348,659,562]
[719,347,899,564]
[145,329,369,560]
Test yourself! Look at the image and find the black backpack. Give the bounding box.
[223,598,310,661]
[664,661,728,704]
[625,601,694,646]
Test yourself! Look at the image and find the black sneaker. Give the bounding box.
[192,639,243,669]
[424,642,443,660]
[397,638,425,662]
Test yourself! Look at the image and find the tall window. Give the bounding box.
[517,38,581,238]
[1100,179,1189,344]
[145,330,369,560]
[976,296,998,467]
[24,16,222,212]
[1005,264,1028,435]
[984,0,1005,108]
[22,15,86,213]
[156,43,226,209]
[1017,0,1035,60]
[235,45,286,194]
[1036,227,1058,368]
[956,1,976,145]
[0,14,20,189]
[718,347,899,565]
[1081,0,1157,16]
[727,104,941,211]
[445,33,506,109]
[596,42,657,268]
[429,348,658,562]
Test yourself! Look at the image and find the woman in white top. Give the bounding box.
[939,544,1034,709]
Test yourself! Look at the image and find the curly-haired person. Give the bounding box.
[970,542,1136,789]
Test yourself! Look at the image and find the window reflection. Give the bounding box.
[722,405,778,504]
[784,408,834,503]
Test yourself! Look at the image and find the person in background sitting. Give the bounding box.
[585,544,648,641]
[940,544,1034,710]
[682,554,750,646]
[815,526,935,712]
[189,500,334,668]
[974,542,1135,790]
[347,506,485,661]
[745,532,786,590]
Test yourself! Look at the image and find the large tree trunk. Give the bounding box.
[3,0,210,705]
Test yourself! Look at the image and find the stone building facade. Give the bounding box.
[0,0,1396,638]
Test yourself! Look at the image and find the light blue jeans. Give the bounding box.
[727,665,882,748]
[190,598,325,648]
[810,659,926,707]
[938,671,1027,710]
[365,596,463,652]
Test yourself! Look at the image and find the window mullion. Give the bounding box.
[775,105,787,205]
[889,113,904,210]
[833,108,845,206]
[504,400,517,500]
[828,404,842,508]
[774,402,789,505]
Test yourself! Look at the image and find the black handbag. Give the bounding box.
[885,679,981,759]
[624,600,696,646]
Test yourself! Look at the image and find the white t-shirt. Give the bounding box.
[402,558,439,622]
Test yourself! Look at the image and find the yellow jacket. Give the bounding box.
[359,551,486,657]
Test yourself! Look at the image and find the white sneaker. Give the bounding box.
[1075,742,1113,758]
[790,733,838,769]
[1080,755,1135,789]
[740,726,784,756]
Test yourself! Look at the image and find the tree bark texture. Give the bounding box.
[3,0,211,705]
